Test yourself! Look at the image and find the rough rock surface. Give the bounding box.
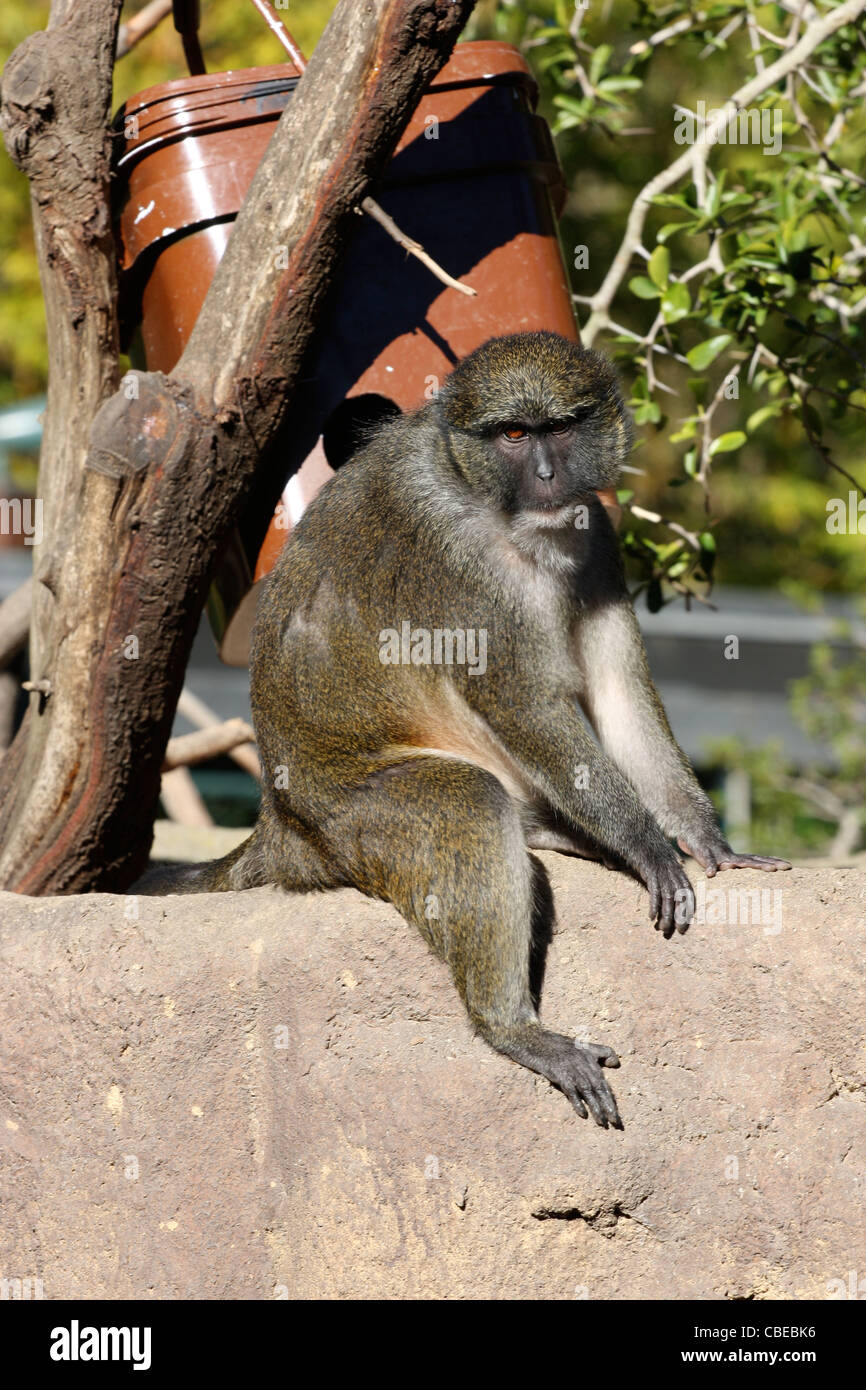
[0,854,863,1300]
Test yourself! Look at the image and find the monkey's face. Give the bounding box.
[436,332,632,516]
[486,418,595,513]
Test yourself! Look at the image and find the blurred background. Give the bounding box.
[1,1,864,858]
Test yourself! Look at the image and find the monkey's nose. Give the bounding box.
[535,460,555,481]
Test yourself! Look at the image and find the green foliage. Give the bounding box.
[790,629,866,787]
[705,737,835,857]
[705,624,866,857]
[468,0,866,601]
[0,4,51,401]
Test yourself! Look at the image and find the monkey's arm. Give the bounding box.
[573,600,790,876]
[466,673,696,936]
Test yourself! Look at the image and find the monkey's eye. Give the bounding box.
[549,419,573,435]
[502,425,528,441]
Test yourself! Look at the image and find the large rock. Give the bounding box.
[0,856,863,1300]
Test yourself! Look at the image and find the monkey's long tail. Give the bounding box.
[131,828,270,896]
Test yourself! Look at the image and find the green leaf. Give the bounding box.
[683,450,698,477]
[662,282,691,323]
[589,43,612,86]
[633,400,662,425]
[657,221,694,244]
[686,335,732,370]
[669,421,697,444]
[650,193,693,209]
[709,431,747,456]
[597,76,642,92]
[746,402,784,432]
[553,94,588,115]
[629,276,661,299]
[648,245,670,290]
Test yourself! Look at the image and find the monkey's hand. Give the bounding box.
[499,1026,623,1128]
[676,836,792,878]
[633,840,696,939]
[544,1038,623,1129]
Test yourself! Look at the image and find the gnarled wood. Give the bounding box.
[0,0,475,892]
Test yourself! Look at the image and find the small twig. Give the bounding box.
[246,0,308,72]
[163,719,257,771]
[746,12,766,74]
[779,774,845,822]
[242,1,475,299]
[116,0,173,59]
[160,766,213,827]
[629,13,702,56]
[22,676,51,712]
[359,197,477,297]
[627,504,703,551]
[177,687,261,779]
[698,13,744,61]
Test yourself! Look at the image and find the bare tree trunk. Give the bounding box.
[829,807,863,860]
[0,0,475,893]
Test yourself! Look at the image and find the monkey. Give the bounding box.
[140,331,790,1128]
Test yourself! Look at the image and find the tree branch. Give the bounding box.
[116,0,172,59]
[163,719,256,771]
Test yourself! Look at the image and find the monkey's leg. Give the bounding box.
[325,757,623,1128]
[132,812,342,895]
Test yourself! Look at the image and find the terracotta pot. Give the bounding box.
[113,42,580,665]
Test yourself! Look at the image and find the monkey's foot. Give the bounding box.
[511,1030,623,1128]
[677,838,792,878]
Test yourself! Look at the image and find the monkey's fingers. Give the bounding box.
[658,893,677,939]
[655,882,693,939]
[569,1078,621,1130]
[675,881,695,935]
[716,853,792,872]
[676,836,718,876]
[583,1042,621,1069]
[589,1073,622,1128]
[569,1048,623,1129]
[649,882,661,924]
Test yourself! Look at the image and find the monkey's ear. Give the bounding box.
[596,487,622,530]
[322,394,402,470]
